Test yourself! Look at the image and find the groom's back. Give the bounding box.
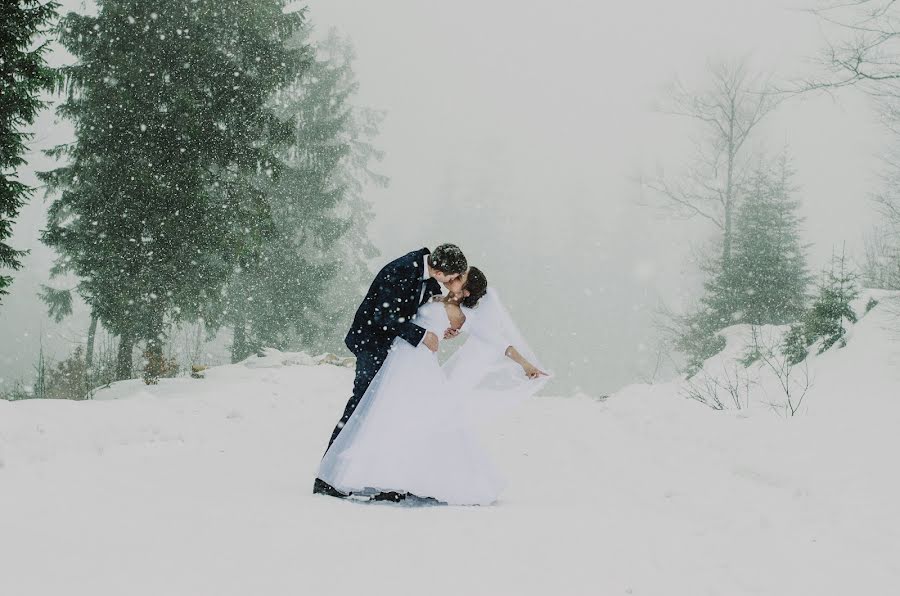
[344,249,425,355]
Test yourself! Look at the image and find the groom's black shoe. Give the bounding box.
[368,491,443,506]
[313,478,348,499]
[370,490,407,503]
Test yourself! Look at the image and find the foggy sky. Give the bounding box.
[0,0,887,395]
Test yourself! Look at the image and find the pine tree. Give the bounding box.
[40,1,309,379]
[783,250,859,364]
[0,0,58,303]
[673,306,728,376]
[313,31,386,353]
[677,153,810,374]
[223,29,383,361]
[703,154,810,327]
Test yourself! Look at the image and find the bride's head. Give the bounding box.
[456,266,487,308]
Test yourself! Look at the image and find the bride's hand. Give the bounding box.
[522,362,548,380]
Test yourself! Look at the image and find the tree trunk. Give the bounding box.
[142,309,167,384]
[115,331,135,381]
[85,314,98,368]
[145,331,164,365]
[723,101,736,271]
[231,319,248,363]
[34,341,46,399]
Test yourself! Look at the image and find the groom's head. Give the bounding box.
[428,243,467,283]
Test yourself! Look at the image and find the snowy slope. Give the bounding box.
[1,294,899,596]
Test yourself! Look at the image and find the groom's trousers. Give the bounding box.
[324,351,383,452]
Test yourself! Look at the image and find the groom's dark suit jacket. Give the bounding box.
[324,248,442,452]
[344,247,442,361]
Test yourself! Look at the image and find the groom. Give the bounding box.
[313,244,468,498]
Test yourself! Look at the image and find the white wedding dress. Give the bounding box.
[317,290,547,505]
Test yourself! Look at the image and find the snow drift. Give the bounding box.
[1,292,898,595]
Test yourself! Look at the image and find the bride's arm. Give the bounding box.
[438,295,466,339]
[452,299,546,378]
[444,302,466,332]
[504,345,548,380]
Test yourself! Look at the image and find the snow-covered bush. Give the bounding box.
[142,350,180,386]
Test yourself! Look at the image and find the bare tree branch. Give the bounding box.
[642,59,779,266]
[796,1,900,96]
[751,328,814,416]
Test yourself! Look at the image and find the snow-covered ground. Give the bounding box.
[2,294,899,595]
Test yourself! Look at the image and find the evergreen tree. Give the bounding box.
[703,154,810,327]
[315,31,386,353]
[783,250,859,364]
[673,306,727,376]
[0,0,58,303]
[224,29,383,361]
[677,153,810,374]
[40,1,309,379]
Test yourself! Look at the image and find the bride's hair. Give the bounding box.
[462,267,488,308]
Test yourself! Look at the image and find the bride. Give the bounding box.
[316,267,548,505]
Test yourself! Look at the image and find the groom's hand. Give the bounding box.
[443,327,460,340]
[423,331,440,353]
